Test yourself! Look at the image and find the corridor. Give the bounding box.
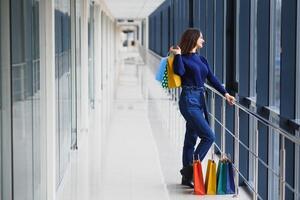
[1,0,300,200]
[55,51,251,200]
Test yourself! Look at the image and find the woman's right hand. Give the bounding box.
[169,45,181,55]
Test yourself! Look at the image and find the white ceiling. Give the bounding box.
[103,0,165,19]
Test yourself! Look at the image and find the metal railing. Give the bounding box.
[145,49,300,200]
[205,83,300,200]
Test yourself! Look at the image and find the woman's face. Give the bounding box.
[196,33,205,49]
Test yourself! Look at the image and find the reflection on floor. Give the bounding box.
[57,50,252,200]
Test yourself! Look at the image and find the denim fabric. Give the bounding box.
[179,86,215,167]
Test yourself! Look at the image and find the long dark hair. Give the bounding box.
[178,28,201,54]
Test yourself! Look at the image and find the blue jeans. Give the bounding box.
[179,86,215,167]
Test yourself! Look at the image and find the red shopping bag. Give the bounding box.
[193,159,206,195]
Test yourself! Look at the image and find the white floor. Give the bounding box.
[57,51,252,200]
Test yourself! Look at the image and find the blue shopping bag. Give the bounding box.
[155,57,168,82]
[225,161,235,194]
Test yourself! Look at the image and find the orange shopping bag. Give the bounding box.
[193,158,206,195]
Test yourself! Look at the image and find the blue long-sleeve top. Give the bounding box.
[173,53,227,96]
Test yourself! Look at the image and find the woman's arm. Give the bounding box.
[173,54,185,76]
[170,46,185,76]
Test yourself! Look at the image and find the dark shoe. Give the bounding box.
[181,177,194,188]
[180,165,193,180]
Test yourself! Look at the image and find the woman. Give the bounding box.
[169,28,235,188]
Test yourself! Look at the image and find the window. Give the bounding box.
[268,0,282,199]
[55,0,72,187]
[248,0,258,188]
[88,3,95,108]
[269,0,281,111]
[235,0,240,83]
[11,0,41,199]
[71,0,82,149]
[249,0,257,99]
[1,1,13,198]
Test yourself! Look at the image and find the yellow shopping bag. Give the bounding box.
[167,54,181,88]
[205,159,217,194]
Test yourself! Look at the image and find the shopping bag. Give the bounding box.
[161,66,168,88]
[205,159,217,194]
[167,54,181,88]
[217,160,227,194]
[193,159,206,195]
[225,161,235,194]
[155,57,168,82]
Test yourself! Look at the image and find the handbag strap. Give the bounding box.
[193,154,200,161]
[211,145,214,161]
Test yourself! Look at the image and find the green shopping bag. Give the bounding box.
[161,66,168,88]
[217,160,227,194]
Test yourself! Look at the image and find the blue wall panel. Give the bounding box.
[256,0,270,198]
[205,0,214,66]
[162,9,169,56]
[237,0,250,187]
[214,0,224,152]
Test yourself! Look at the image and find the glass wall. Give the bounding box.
[1,1,13,199]
[101,12,105,91]
[55,0,72,186]
[149,0,299,199]
[10,0,41,199]
[249,0,257,99]
[248,0,258,189]
[88,2,95,108]
[71,0,82,150]
[268,0,282,199]
[269,0,281,111]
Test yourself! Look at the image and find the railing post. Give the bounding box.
[172,89,175,143]
[168,89,171,135]
[295,130,300,200]
[210,92,216,155]
[221,98,226,157]
[211,93,215,132]
[173,89,175,145]
[234,107,240,196]
[170,89,173,140]
[279,135,286,200]
[253,123,259,200]
[176,88,180,148]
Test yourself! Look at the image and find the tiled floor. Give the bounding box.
[57,52,252,200]
[98,62,169,200]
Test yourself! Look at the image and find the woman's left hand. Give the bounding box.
[225,93,236,106]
